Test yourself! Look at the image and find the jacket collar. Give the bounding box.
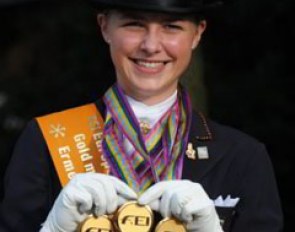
[191,110,213,141]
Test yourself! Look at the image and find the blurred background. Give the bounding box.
[0,0,293,230]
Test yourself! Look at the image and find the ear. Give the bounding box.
[97,14,111,44]
[191,20,207,50]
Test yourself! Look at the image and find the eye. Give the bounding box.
[164,23,183,31]
[122,21,144,28]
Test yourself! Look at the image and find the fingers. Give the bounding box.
[66,178,107,216]
[65,173,138,216]
[160,189,174,217]
[117,195,129,206]
[138,180,212,223]
[98,176,118,214]
[138,181,188,218]
[170,193,184,218]
[110,176,138,200]
[182,184,212,216]
[82,180,107,216]
[169,186,193,221]
[64,184,94,214]
[148,199,160,211]
[186,206,221,232]
[89,174,137,214]
[182,198,214,218]
[138,181,170,205]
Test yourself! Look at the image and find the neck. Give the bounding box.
[125,90,177,109]
[117,83,178,106]
[125,90,178,128]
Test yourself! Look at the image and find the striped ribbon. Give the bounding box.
[102,84,192,193]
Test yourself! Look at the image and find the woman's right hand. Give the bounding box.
[40,173,137,232]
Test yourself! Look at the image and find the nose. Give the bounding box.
[140,27,162,54]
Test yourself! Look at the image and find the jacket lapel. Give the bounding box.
[182,111,226,182]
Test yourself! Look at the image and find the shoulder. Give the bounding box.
[13,101,104,159]
[192,111,265,151]
[191,111,270,166]
[37,101,103,120]
[209,119,263,148]
[205,118,272,171]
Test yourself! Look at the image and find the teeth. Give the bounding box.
[137,60,163,68]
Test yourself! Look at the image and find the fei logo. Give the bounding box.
[121,215,151,226]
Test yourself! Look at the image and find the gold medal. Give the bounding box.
[79,215,114,232]
[155,218,186,232]
[114,201,153,232]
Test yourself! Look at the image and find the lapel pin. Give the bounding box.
[186,143,196,160]
[197,146,209,159]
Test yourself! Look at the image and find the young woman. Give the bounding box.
[0,0,283,231]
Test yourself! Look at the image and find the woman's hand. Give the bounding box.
[138,180,223,232]
[40,173,137,232]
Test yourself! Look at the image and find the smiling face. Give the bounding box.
[98,10,206,105]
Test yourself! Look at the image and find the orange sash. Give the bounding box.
[36,103,109,187]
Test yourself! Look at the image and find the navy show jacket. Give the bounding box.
[0,100,283,231]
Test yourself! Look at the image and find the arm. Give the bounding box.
[0,120,56,231]
[0,120,138,232]
[230,144,283,232]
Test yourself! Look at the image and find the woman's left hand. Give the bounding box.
[138,180,223,232]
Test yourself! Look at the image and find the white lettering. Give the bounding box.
[74,133,93,163]
[93,132,103,141]
[84,163,95,172]
[60,153,70,159]
[101,155,110,172]
[74,134,86,142]
[93,132,103,152]
[80,153,93,162]
[59,146,71,155]
[58,146,76,178]
[63,160,74,172]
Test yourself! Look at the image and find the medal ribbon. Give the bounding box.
[102,84,192,193]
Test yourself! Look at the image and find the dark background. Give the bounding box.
[0,0,293,231]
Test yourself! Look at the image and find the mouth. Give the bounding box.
[130,58,171,71]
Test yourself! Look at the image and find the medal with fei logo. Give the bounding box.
[155,217,187,232]
[114,201,153,232]
[79,215,114,232]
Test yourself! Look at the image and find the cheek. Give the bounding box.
[111,32,142,54]
[164,36,194,58]
[167,42,192,61]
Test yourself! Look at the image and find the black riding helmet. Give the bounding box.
[89,0,222,14]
